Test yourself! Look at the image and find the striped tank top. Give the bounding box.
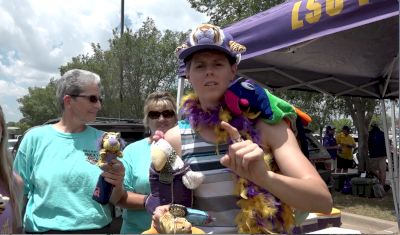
[178,120,240,233]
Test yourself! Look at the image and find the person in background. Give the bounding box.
[323,125,339,171]
[0,105,23,233]
[336,125,356,173]
[13,69,125,233]
[151,23,332,234]
[116,91,178,234]
[368,123,390,192]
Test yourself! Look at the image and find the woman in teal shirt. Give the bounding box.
[13,69,125,233]
[117,91,178,234]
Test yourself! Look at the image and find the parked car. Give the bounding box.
[7,138,18,155]
[304,129,334,191]
[305,129,331,164]
[12,117,145,158]
[44,117,146,144]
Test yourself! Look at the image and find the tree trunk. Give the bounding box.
[344,97,375,172]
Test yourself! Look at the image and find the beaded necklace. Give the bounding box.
[179,93,259,145]
[179,93,295,234]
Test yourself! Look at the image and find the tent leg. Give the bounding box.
[398,7,400,230]
[381,100,399,227]
[392,101,400,223]
[176,76,185,113]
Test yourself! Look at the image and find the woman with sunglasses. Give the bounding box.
[116,91,177,234]
[13,69,125,233]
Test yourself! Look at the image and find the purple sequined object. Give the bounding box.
[247,185,258,197]
[180,98,222,127]
[180,97,260,144]
[256,215,267,227]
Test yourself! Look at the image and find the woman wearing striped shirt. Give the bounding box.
[152,23,333,234]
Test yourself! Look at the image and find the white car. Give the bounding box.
[7,139,18,154]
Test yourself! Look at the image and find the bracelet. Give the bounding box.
[143,194,149,208]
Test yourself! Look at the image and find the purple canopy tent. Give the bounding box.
[224,0,398,99]
[221,0,399,229]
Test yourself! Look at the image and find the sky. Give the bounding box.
[0,0,209,122]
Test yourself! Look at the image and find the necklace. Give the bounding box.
[179,93,295,233]
[179,93,260,144]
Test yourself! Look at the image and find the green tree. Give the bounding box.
[17,79,59,127]
[370,113,392,130]
[342,97,378,171]
[332,118,353,131]
[187,0,284,27]
[276,91,339,139]
[15,122,31,134]
[60,18,187,119]
[5,122,18,127]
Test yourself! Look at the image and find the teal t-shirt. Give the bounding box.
[13,125,112,232]
[120,138,152,234]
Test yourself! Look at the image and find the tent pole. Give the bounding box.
[391,101,400,218]
[176,76,185,113]
[398,4,400,230]
[381,100,399,226]
[391,101,399,186]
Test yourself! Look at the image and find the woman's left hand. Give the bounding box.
[219,121,268,183]
[102,159,125,188]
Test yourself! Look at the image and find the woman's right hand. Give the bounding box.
[152,205,170,232]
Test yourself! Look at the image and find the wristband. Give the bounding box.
[143,194,149,208]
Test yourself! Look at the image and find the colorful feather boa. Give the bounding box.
[180,93,295,234]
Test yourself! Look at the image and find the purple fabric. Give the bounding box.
[323,135,337,159]
[105,152,117,163]
[145,164,193,214]
[224,0,398,60]
[178,32,238,62]
[0,186,12,233]
[177,0,398,78]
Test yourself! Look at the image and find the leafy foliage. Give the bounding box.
[332,118,353,131]
[60,18,187,119]
[17,79,58,127]
[275,91,340,134]
[16,18,187,127]
[342,97,377,171]
[187,0,284,27]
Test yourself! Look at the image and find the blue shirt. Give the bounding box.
[323,134,337,159]
[368,127,386,158]
[13,125,111,232]
[120,138,152,234]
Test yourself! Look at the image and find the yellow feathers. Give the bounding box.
[180,93,198,108]
[180,93,295,233]
[235,153,295,234]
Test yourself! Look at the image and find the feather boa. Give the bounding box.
[180,93,295,234]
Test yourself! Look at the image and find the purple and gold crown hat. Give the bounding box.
[176,24,247,64]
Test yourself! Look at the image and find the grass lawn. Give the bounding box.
[332,189,397,221]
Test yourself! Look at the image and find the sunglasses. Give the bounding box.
[70,95,103,103]
[148,110,175,119]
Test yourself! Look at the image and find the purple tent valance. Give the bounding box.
[225,0,398,60]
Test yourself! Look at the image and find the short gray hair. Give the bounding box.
[56,69,102,111]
